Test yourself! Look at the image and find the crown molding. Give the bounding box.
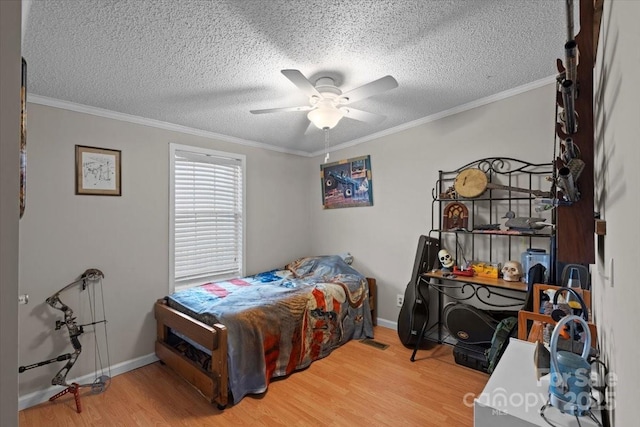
[309,74,557,157]
[27,95,311,157]
[28,74,555,159]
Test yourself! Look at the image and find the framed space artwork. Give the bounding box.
[320,155,373,209]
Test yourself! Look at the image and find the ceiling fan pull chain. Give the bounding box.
[324,129,330,163]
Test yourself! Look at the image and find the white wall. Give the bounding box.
[18,103,313,396]
[0,1,21,425]
[593,1,640,425]
[309,84,557,324]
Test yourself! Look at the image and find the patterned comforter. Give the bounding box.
[167,255,374,403]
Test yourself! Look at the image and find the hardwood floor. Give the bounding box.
[19,326,489,426]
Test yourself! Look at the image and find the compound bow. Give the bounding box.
[19,268,111,412]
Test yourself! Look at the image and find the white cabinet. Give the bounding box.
[474,339,603,427]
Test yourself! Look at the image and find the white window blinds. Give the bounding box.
[172,147,244,285]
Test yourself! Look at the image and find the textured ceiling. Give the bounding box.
[22,0,570,155]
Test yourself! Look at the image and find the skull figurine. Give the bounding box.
[438,249,455,269]
[502,260,523,282]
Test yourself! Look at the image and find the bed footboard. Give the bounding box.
[154,299,229,409]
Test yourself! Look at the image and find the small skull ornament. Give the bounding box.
[438,249,455,269]
[502,260,523,282]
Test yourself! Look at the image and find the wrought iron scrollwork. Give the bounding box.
[428,279,525,308]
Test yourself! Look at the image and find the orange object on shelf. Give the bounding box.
[471,262,500,279]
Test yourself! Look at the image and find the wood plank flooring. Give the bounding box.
[19,326,489,426]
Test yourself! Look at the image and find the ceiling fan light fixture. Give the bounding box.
[307,105,345,130]
[251,69,398,131]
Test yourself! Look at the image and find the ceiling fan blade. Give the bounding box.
[250,105,314,114]
[340,75,398,104]
[281,69,321,97]
[341,107,386,124]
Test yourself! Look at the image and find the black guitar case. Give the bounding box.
[442,302,499,346]
[397,235,440,347]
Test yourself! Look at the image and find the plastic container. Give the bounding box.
[566,267,582,310]
[521,249,550,284]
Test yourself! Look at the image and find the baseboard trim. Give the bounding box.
[18,352,159,411]
[376,317,396,330]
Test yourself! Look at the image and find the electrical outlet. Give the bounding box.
[396,294,404,307]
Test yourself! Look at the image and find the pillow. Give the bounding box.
[285,255,360,279]
[285,256,318,278]
[338,252,353,265]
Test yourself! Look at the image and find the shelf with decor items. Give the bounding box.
[424,269,527,292]
[430,157,557,286]
[409,158,557,367]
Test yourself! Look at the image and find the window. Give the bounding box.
[169,144,245,291]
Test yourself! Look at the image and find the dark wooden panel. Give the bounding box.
[555,0,597,264]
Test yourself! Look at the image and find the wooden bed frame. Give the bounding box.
[155,298,230,408]
[154,277,376,409]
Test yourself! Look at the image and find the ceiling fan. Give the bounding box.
[250,69,398,130]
